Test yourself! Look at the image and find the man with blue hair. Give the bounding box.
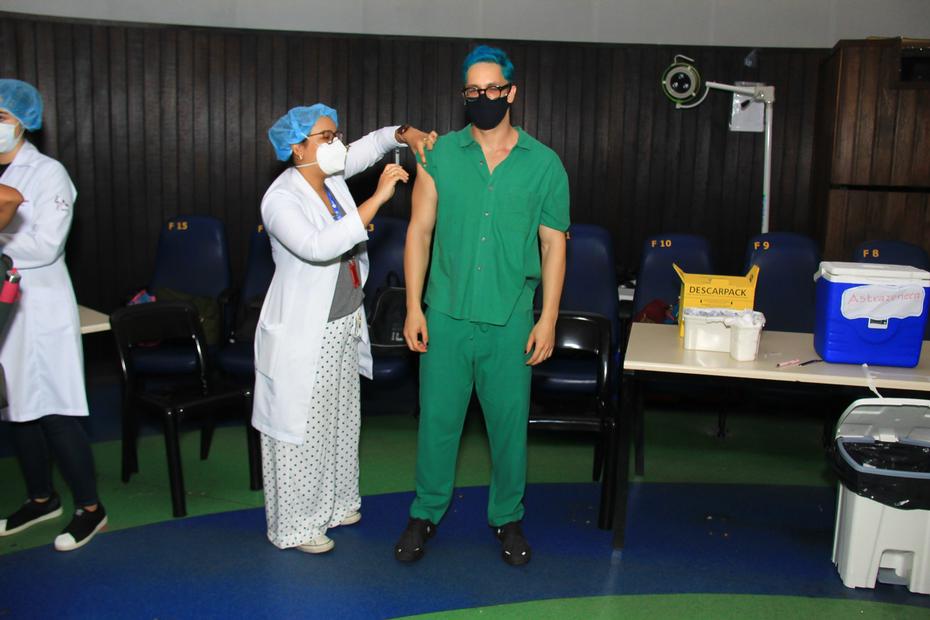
[395,45,569,565]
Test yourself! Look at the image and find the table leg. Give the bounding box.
[634,384,645,476]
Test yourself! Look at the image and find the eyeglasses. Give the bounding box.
[308,129,344,144]
[461,83,513,101]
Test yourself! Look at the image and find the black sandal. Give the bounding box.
[394,517,436,563]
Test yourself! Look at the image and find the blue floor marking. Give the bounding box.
[1,483,927,618]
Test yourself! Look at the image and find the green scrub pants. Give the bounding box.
[410,305,533,527]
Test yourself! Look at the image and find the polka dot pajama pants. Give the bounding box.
[260,310,362,549]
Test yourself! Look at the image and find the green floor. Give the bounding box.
[0,407,832,556]
[404,594,928,619]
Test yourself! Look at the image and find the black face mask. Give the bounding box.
[465,94,510,130]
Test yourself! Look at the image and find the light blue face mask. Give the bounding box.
[0,122,23,154]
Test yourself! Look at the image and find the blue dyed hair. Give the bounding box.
[461,45,514,84]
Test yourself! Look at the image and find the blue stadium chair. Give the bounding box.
[216,226,275,379]
[532,224,620,483]
[135,215,233,374]
[628,233,712,475]
[631,233,713,319]
[534,224,619,394]
[744,232,820,333]
[363,216,414,386]
[854,240,930,271]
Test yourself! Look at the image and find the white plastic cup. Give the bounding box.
[730,323,762,361]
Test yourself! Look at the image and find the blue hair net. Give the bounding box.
[462,45,515,84]
[268,103,338,161]
[0,79,43,131]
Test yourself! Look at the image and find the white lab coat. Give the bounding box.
[251,126,402,444]
[0,141,89,422]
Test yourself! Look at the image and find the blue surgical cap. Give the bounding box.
[0,79,43,131]
[268,103,338,161]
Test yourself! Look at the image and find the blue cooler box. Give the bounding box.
[814,262,930,367]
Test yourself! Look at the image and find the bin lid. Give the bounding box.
[835,397,930,445]
[818,261,930,285]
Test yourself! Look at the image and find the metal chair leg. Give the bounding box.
[247,424,262,491]
[200,419,215,460]
[121,401,138,482]
[634,385,645,476]
[598,414,619,530]
[592,437,604,482]
[163,412,187,517]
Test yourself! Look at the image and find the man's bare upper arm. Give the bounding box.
[538,224,566,249]
[410,163,437,239]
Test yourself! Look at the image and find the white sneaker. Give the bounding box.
[339,512,361,526]
[297,534,334,554]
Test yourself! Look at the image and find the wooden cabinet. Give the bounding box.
[813,39,930,260]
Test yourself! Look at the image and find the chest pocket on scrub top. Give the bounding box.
[496,189,537,259]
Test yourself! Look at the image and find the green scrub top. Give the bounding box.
[418,125,570,326]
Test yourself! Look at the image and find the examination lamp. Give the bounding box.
[661,55,776,234]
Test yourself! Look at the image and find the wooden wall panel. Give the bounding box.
[0,13,828,311]
[821,39,930,188]
[824,189,930,259]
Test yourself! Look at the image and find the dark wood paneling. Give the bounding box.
[824,189,930,259]
[813,39,930,262]
[0,13,828,311]
[822,39,930,188]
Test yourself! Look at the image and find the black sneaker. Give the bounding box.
[54,504,108,552]
[394,517,436,563]
[0,494,63,536]
[494,521,531,566]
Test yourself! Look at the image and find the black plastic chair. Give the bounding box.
[530,311,618,529]
[110,301,260,517]
[533,224,619,481]
[136,215,234,375]
[217,226,275,379]
[744,232,820,333]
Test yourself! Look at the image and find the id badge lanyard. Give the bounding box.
[324,186,361,288]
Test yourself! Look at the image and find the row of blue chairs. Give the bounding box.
[109,215,421,516]
[111,213,929,518]
[632,233,930,335]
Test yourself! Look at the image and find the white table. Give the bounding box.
[625,323,930,392]
[79,305,110,335]
[611,323,930,548]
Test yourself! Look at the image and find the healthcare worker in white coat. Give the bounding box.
[254,103,435,554]
[0,79,108,551]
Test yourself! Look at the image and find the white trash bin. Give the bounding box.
[831,398,930,595]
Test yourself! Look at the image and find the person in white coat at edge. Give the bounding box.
[254,103,436,554]
[0,79,108,551]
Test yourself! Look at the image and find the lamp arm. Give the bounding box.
[706,81,775,103]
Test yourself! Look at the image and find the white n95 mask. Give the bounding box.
[296,138,348,175]
[0,122,23,154]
